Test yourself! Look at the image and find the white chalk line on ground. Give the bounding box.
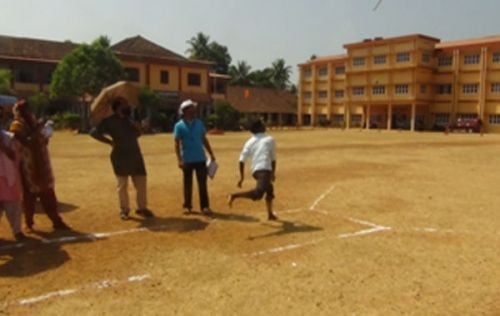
[309,185,336,211]
[2,274,151,308]
[0,226,166,252]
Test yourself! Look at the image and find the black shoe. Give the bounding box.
[15,232,27,241]
[120,209,130,220]
[201,207,214,216]
[53,221,71,230]
[136,208,154,218]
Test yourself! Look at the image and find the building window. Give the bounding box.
[352,86,365,96]
[373,55,386,65]
[489,114,500,124]
[318,90,328,98]
[420,85,427,94]
[318,67,328,76]
[334,90,344,98]
[160,70,169,84]
[335,66,345,74]
[491,83,500,93]
[457,113,477,120]
[187,73,201,86]
[462,83,478,94]
[332,114,344,126]
[303,68,312,77]
[464,54,480,65]
[421,52,432,63]
[124,67,140,82]
[395,84,409,95]
[437,84,452,95]
[372,85,385,95]
[438,56,453,66]
[353,57,365,67]
[303,91,312,100]
[493,52,500,63]
[434,113,450,126]
[396,52,410,62]
[15,69,36,83]
[350,114,362,127]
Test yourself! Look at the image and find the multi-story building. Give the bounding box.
[298,33,500,133]
[0,34,227,113]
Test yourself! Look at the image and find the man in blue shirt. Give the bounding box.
[174,100,216,215]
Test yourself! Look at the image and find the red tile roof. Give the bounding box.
[0,34,78,62]
[111,35,188,62]
[226,86,296,114]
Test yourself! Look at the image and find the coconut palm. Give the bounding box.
[185,32,211,60]
[229,61,252,86]
[269,58,291,90]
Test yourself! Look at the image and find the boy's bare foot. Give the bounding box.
[227,194,234,208]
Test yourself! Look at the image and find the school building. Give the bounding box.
[298,34,500,133]
[0,34,229,115]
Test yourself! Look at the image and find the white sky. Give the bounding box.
[1,0,500,82]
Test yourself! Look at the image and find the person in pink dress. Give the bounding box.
[0,106,25,241]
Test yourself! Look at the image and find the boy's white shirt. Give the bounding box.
[239,133,276,174]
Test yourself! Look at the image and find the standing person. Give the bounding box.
[90,98,154,220]
[228,120,278,220]
[0,107,25,240]
[174,99,216,215]
[10,100,69,231]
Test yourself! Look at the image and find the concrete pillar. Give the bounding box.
[366,105,371,129]
[410,103,416,131]
[387,104,392,130]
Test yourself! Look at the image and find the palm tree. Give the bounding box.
[249,68,274,88]
[229,61,252,86]
[186,32,211,60]
[270,58,291,90]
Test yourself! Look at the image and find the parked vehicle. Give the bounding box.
[448,117,483,133]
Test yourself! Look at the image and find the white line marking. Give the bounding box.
[309,185,335,210]
[338,226,391,239]
[5,274,151,307]
[245,239,326,257]
[412,227,455,234]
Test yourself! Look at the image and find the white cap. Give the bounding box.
[179,99,197,115]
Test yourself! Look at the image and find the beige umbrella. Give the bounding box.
[90,81,140,125]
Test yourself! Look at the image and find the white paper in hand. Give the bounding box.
[206,159,218,179]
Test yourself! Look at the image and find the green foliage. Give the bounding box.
[138,86,160,119]
[52,112,81,130]
[50,36,124,99]
[27,92,50,117]
[213,101,239,130]
[186,32,232,74]
[229,61,252,86]
[0,69,12,94]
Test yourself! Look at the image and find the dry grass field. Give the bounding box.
[1,128,499,315]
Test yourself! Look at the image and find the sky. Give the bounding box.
[1,0,500,83]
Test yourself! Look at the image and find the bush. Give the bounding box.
[53,112,81,130]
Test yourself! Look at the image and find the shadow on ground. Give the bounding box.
[248,220,323,240]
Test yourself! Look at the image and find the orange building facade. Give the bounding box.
[298,34,500,132]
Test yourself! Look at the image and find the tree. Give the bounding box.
[50,36,124,131]
[229,61,252,86]
[249,68,274,88]
[0,69,12,94]
[186,32,232,74]
[269,58,292,90]
[50,36,124,99]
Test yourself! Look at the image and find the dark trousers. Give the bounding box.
[22,187,62,228]
[235,170,274,201]
[183,161,209,210]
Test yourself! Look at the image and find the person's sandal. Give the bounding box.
[201,207,213,216]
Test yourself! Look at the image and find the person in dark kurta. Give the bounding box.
[10,100,69,231]
[90,98,154,220]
